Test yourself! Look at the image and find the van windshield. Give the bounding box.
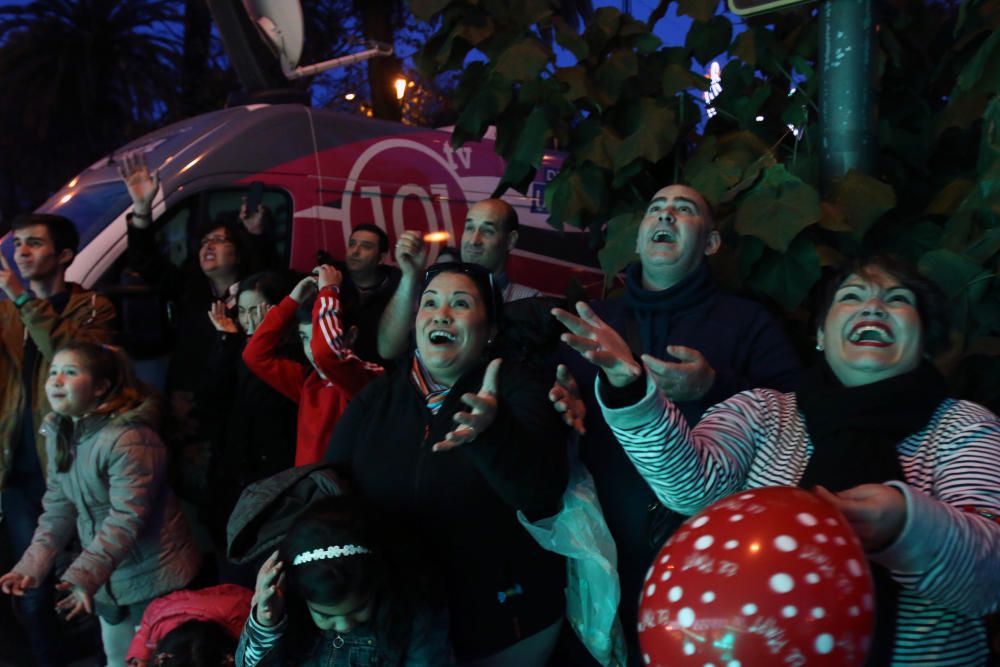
[38,180,132,249]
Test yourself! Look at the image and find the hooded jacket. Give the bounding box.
[12,397,200,605]
[126,584,252,664]
[0,285,115,488]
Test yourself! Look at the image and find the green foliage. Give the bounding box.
[413,0,1000,405]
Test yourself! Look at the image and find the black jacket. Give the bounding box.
[337,263,401,366]
[325,358,568,661]
[197,331,298,535]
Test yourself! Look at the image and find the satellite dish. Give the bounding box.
[239,0,391,80]
[243,0,304,72]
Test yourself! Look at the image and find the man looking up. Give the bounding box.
[555,184,801,665]
[339,224,400,364]
[377,198,539,361]
[0,213,116,667]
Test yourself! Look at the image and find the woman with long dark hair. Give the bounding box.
[556,255,1000,666]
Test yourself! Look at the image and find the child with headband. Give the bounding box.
[236,496,453,666]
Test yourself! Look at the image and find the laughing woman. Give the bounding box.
[326,262,568,666]
[555,255,1000,666]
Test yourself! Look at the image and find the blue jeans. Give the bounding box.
[2,480,66,667]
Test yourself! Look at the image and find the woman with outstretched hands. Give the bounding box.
[554,255,1000,667]
[326,262,570,666]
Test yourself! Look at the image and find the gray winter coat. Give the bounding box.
[13,399,199,605]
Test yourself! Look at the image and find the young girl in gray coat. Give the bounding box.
[0,341,200,666]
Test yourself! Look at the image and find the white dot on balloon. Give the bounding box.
[739,493,754,500]
[724,539,739,550]
[814,533,828,543]
[645,566,655,582]
[646,584,656,598]
[811,607,826,619]
[660,554,671,564]
[678,607,696,628]
[741,603,758,615]
[815,633,834,654]
[825,517,838,526]
[643,654,651,665]
[727,662,742,667]
[691,516,710,528]
[797,512,818,526]
[729,514,744,522]
[704,663,716,667]
[684,642,695,656]
[847,559,863,577]
[694,535,715,550]
[834,537,846,546]
[782,605,797,618]
[702,591,716,603]
[661,570,672,582]
[848,606,860,617]
[774,535,797,552]
[805,572,820,584]
[669,586,683,602]
[770,573,794,594]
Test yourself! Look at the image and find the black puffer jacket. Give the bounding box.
[325,358,569,661]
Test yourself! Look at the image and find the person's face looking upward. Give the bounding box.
[12,224,71,282]
[818,265,924,387]
[305,593,373,633]
[237,289,269,335]
[346,230,383,277]
[461,200,516,275]
[415,272,491,387]
[198,226,239,278]
[45,351,110,420]
[635,185,720,289]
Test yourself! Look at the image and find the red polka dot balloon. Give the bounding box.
[638,486,874,667]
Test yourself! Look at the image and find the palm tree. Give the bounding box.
[0,0,181,211]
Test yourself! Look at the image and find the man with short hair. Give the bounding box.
[558,184,801,665]
[376,198,539,361]
[0,213,116,667]
[339,223,400,365]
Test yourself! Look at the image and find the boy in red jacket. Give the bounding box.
[243,265,383,465]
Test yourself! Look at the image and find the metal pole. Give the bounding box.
[819,0,876,192]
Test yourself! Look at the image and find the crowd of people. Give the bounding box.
[0,156,998,667]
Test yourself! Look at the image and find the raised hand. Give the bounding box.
[117,150,159,224]
[0,253,25,300]
[549,364,586,435]
[208,301,238,333]
[289,274,318,304]
[551,302,642,388]
[253,550,286,627]
[815,484,907,552]
[0,571,36,596]
[433,358,501,452]
[239,196,266,236]
[394,230,428,278]
[55,581,93,620]
[641,345,716,402]
[315,264,343,290]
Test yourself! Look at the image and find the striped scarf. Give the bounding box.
[410,354,451,414]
